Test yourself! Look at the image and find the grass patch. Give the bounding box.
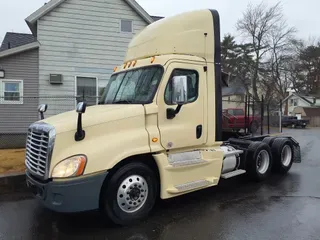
[0,149,26,175]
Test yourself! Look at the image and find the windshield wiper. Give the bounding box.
[112,100,133,104]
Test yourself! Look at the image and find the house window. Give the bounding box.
[120,19,133,33]
[76,77,98,106]
[0,80,23,104]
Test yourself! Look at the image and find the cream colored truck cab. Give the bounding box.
[25,9,301,225]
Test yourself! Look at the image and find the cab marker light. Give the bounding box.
[132,60,137,67]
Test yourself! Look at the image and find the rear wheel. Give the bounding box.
[100,162,158,225]
[262,137,276,147]
[271,138,294,174]
[245,142,273,182]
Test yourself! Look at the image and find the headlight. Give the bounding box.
[52,155,87,178]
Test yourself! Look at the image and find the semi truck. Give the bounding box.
[25,9,301,225]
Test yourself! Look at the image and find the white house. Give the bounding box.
[24,0,158,116]
[283,92,320,118]
[0,0,162,148]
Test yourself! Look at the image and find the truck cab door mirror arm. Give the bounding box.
[167,105,183,119]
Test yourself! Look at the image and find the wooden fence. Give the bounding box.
[306,116,320,127]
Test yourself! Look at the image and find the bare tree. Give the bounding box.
[236,1,286,101]
[266,18,297,100]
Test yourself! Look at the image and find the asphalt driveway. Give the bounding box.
[0,128,319,240]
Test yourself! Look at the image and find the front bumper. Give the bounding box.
[26,170,108,213]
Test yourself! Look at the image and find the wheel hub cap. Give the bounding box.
[129,188,141,200]
[256,150,270,174]
[117,175,148,213]
[281,145,292,167]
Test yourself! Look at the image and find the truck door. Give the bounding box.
[157,62,206,150]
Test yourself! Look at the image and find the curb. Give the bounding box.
[0,172,28,194]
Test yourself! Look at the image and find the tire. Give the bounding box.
[249,120,259,134]
[262,137,276,147]
[291,124,296,129]
[271,138,294,174]
[245,141,273,182]
[100,162,158,225]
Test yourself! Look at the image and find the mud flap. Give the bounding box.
[292,144,301,163]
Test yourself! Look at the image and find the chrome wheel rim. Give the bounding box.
[117,175,148,213]
[256,150,270,174]
[281,145,292,167]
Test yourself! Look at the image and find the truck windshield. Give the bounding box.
[99,66,163,104]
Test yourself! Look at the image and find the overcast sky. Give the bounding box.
[0,0,319,43]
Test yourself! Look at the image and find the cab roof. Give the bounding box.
[124,9,220,63]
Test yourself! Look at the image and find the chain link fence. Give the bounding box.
[0,95,101,149]
[222,96,283,140]
[0,95,284,149]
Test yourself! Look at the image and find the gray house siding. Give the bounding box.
[0,49,39,148]
[37,0,148,116]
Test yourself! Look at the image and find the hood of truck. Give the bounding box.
[41,105,145,134]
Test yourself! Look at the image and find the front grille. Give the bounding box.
[25,123,55,179]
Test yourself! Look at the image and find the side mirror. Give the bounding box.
[172,76,188,105]
[76,102,87,113]
[38,104,48,120]
[75,102,87,141]
[167,76,188,120]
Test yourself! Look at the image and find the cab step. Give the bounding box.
[221,169,246,179]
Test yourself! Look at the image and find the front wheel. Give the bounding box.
[100,162,158,225]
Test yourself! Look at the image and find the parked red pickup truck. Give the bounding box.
[222,108,261,133]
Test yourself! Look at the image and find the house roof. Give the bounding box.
[222,76,246,97]
[0,32,36,52]
[0,42,39,59]
[151,16,164,21]
[283,93,315,105]
[301,107,320,117]
[25,0,154,35]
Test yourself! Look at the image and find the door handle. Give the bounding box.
[196,125,202,139]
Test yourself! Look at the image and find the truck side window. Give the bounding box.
[164,69,199,105]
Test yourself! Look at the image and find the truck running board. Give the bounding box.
[221,169,246,179]
[167,178,218,194]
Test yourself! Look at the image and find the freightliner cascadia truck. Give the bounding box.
[25,9,301,225]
